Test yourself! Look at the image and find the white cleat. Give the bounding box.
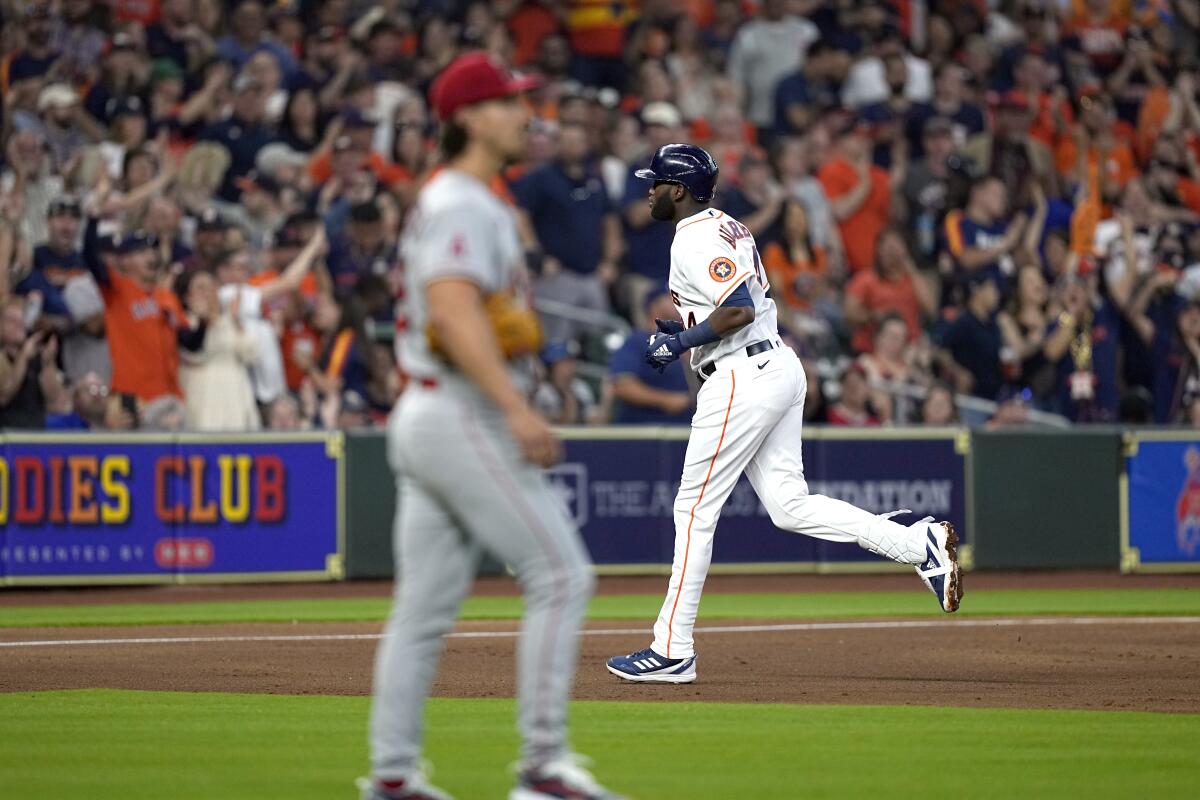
[510,753,626,800]
[913,518,963,612]
[356,764,455,800]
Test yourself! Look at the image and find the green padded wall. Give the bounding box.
[342,431,503,579]
[970,430,1123,569]
[343,431,396,579]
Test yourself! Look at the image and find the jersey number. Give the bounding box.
[751,244,769,291]
[721,219,770,291]
[672,289,698,327]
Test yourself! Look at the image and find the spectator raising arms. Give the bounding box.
[818,118,893,275]
[175,270,260,431]
[82,226,204,404]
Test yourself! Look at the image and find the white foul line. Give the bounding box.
[0,616,1197,649]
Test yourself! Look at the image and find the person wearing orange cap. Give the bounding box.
[359,53,623,800]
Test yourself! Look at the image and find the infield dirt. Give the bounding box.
[2,573,1198,714]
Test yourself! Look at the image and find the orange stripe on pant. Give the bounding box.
[664,372,736,658]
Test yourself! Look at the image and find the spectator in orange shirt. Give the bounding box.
[565,0,637,88]
[1055,89,1138,195]
[818,119,893,274]
[307,110,409,189]
[761,199,832,336]
[508,1,561,67]
[1062,0,1130,78]
[843,227,937,354]
[1011,49,1073,149]
[82,225,205,402]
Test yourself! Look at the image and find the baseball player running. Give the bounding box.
[605,144,962,685]
[359,53,622,800]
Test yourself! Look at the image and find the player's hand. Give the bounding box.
[644,332,685,373]
[506,405,563,467]
[654,318,685,336]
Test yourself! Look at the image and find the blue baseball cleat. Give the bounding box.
[914,519,963,613]
[606,647,697,683]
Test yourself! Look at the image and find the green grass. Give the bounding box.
[1,588,1198,628]
[1,689,1197,799]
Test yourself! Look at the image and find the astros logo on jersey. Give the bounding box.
[709,257,735,282]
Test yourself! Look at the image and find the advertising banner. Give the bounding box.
[0,433,343,585]
[1124,434,1200,572]
[550,429,968,570]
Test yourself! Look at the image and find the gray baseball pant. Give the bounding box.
[368,385,595,778]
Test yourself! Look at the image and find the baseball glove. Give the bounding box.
[426,290,543,360]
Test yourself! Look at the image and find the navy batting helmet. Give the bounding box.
[635,143,719,203]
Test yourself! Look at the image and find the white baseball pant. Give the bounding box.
[652,345,928,660]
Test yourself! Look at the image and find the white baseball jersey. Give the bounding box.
[667,208,780,371]
[644,209,936,663]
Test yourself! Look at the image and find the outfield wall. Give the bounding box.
[0,428,1196,585]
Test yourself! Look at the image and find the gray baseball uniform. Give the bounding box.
[368,169,595,778]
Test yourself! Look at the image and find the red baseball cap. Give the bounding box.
[430,52,542,121]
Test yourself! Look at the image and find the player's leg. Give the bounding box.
[432,400,611,796]
[745,355,962,611]
[608,368,784,681]
[365,474,477,800]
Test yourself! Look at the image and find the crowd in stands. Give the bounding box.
[3,0,1200,432]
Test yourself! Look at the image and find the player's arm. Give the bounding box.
[427,278,560,467]
[672,281,756,351]
[705,283,756,335]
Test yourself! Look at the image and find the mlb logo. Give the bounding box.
[546,462,588,528]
